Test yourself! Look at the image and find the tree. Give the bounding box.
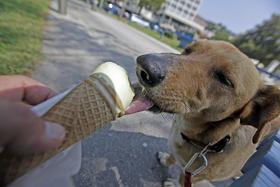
[206,22,234,42]
[233,14,280,66]
[212,30,232,41]
[138,0,164,11]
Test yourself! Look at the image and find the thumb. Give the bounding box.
[0,100,65,155]
[9,121,66,155]
[37,121,66,152]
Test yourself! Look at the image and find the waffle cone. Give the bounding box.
[0,74,123,185]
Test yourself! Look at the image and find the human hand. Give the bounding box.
[0,75,65,155]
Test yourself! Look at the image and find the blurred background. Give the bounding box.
[98,0,280,85]
[0,0,279,186]
[0,0,279,84]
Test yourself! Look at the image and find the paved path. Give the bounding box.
[33,0,177,91]
[32,1,229,186]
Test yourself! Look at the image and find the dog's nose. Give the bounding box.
[136,54,166,87]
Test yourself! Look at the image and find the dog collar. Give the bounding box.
[180,133,231,153]
[181,134,231,187]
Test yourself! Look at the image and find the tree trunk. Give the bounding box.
[119,0,127,17]
[58,0,67,15]
[99,0,104,8]
[138,6,143,15]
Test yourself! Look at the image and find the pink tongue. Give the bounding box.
[125,96,154,114]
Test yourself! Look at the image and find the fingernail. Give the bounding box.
[44,122,65,141]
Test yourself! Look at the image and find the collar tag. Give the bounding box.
[183,143,209,176]
[182,134,231,186]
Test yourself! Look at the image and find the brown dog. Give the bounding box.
[130,40,280,186]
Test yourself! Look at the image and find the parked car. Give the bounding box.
[149,22,162,32]
[130,14,150,27]
[104,3,120,15]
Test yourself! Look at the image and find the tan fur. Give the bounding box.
[140,40,280,186]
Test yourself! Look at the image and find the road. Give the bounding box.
[33,0,177,91]
[31,1,226,187]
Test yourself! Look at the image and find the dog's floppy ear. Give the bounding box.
[240,85,280,144]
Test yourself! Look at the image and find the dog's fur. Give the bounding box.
[137,40,280,186]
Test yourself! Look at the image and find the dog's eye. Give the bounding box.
[182,47,192,55]
[214,71,234,88]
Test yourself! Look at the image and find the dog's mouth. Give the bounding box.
[125,95,156,114]
[125,84,162,114]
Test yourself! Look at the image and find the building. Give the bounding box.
[159,0,205,33]
[193,15,207,28]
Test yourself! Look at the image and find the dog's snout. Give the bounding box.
[136,55,166,87]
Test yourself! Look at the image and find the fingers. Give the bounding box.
[0,75,56,105]
[24,85,56,105]
[0,100,65,155]
[0,76,61,155]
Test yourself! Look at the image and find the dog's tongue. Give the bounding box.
[125,95,154,114]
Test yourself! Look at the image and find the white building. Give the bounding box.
[160,0,205,32]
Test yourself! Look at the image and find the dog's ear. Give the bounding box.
[240,85,280,144]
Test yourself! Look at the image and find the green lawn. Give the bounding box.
[0,0,49,74]
[127,22,183,52]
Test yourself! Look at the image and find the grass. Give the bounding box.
[0,0,49,74]
[127,22,183,52]
[105,13,183,52]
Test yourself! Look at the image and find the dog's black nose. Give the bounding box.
[136,54,166,87]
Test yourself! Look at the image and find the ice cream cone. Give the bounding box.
[0,62,135,185]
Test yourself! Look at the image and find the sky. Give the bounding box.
[199,0,280,34]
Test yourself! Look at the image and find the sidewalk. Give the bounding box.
[32,0,177,91]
